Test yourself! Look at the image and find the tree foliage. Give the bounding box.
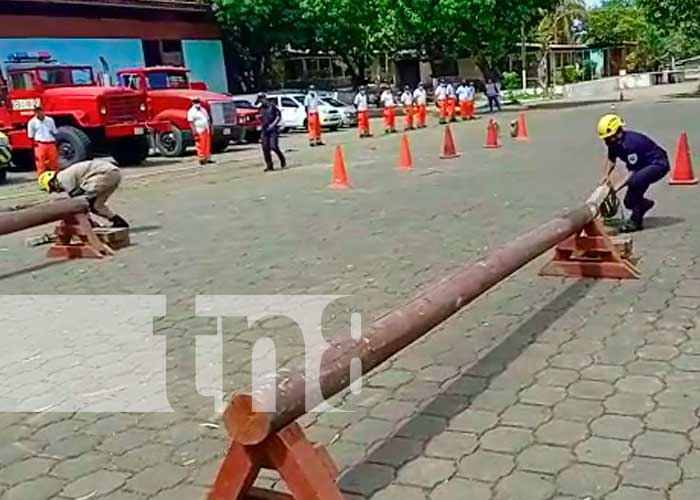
[586,0,646,46]
[214,0,304,90]
[638,0,700,41]
[298,0,388,86]
[586,0,700,71]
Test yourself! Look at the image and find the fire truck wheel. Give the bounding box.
[112,136,150,166]
[211,138,230,154]
[154,126,186,157]
[56,126,92,169]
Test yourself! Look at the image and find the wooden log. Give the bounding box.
[223,186,613,446]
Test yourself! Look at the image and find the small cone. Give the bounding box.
[330,146,350,189]
[669,132,698,185]
[440,125,460,159]
[514,113,529,141]
[485,119,500,149]
[398,134,414,170]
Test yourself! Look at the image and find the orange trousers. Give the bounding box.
[438,99,448,122]
[34,142,59,176]
[447,97,457,120]
[358,110,370,136]
[460,100,475,120]
[194,130,212,162]
[416,104,427,127]
[307,112,322,143]
[383,107,396,131]
[403,105,414,129]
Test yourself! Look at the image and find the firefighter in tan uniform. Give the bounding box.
[38,159,129,228]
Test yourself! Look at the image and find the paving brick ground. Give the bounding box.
[1,82,700,499]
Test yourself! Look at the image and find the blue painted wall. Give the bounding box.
[182,40,227,93]
[0,38,228,92]
[0,38,144,73]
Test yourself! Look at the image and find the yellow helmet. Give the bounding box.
[38,171,56,192]
[597,114,625,139]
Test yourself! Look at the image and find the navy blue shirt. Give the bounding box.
[260,103,281,132]
[607,130,668,171]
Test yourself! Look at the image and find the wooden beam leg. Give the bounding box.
[208,443,263,500]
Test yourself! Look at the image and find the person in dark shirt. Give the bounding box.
[258,93,286,172]
[598,114,669,232]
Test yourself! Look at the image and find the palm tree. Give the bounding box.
[538,0,587,45]
[535,0,586,91]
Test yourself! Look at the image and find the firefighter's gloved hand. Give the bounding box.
[68,187,86,198]
[85,195,99,214]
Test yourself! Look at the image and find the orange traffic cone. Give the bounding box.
[485,119,500,149]
[669,132,698,185]
[515,113,529,141]
[398,134,414,170]
[330,146,350,189]
[440,125,460,159]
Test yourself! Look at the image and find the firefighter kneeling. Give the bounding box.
[38,159,129,228]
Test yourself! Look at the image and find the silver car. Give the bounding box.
[320,97,357,127]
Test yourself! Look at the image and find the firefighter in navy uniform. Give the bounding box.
[598,114,669,233]
[258,93,287,172]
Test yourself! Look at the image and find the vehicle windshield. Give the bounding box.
[322,97,346,107]
[234,100,254,109]
[292,95,305,102]
[37,67,94,86]
[145,72,190,90]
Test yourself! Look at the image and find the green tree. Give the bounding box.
[298,0,389,86]
[537,0,586,46]
[393,0,556,76]
[213,0,303,90]
[639,0,700,42]
[586,0,646,46]
[587,0,699,71]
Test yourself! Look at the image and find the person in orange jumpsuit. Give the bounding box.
[304,85,324,147]
[379,85,397,134]
[187,98,213,165]
[434,79,448,124]
[353,86,372,138]
[27,105,59,177]
[413,83,428,128]
[400,85,415,131]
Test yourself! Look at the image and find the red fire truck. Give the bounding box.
[0,52,168,169]
[117,66,242,157]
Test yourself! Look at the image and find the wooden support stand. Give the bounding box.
[208,423,344,500]
[539,219,640,279]
[93,227,130,250]
[46,214,114,259]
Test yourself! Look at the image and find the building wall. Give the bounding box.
[0,9,228,93]
[182,40,227,93]
[0,38,228,93]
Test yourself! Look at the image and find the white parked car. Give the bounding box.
[320,96,357,127]
[266,94,342,132]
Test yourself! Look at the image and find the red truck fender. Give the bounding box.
[153,108,190,132]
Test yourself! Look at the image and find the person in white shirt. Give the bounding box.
[27,105,59,177]
[457,80,476,120]
[400,85,415,131]
[353,86,372,138]
[187,98,213,165]
[303,85,324,146]
[379,84,397,134]
[446,81,457,122]
[434,79,448,124]
[413,83,428,128]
